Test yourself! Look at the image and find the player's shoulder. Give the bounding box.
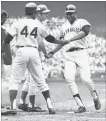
[35,19,46,30]
[35,19,45,27]
[10,19,21,27]
[77,18,89,23]
[17,18,29,24]
[77,18,91,26]
[77,18,90,25]
[12,18,28,26]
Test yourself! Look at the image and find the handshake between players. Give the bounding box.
[44,39,70,59]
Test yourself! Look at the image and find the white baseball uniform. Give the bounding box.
[7,18,50,92]
[22,69,38,95]
[60,19,96,95]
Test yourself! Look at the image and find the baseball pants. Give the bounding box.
[9,47,49,92]
[22,70,38,95]
[64,49,95,95]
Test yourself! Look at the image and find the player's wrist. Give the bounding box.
[50,51,55,55]
[44,54,48,58]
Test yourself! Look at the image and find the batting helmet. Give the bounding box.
[37,4,51,13]
[25,2,38,15]
[65,4,76,13]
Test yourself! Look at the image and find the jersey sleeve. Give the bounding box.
[80,19,91,28]
[6,22,17,37]
[37,26,50,38]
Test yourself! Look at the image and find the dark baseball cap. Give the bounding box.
[65,4,76,13]
[25,2,38,15]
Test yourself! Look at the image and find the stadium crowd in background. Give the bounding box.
[2,16,106,81]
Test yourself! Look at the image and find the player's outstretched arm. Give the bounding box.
[67,25,91,42]
[48,44,63,58]
[45,35,69,45]
[38,26,69,45]
[38,38,48,58]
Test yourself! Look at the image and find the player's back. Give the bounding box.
[10,18,43,48]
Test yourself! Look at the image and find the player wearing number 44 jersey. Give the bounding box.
[18,4,60,112]
[49,4,101,113]
[2,2,68,115]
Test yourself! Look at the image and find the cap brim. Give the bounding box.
[36,7,41,11]
[42,10,51,13]
[65,10,76,13]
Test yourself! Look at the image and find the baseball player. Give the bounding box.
[11,45,45,112]
[18,4,68,112]
[1,9,13,115]
[1,9,12,65]
[49,4,101,113]
[2,2,67,115]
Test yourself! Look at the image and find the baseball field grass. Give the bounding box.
[1,78,106,121]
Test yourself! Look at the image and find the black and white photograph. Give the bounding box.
[1,1,106,121]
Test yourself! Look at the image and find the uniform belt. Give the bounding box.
[16,46,37,48]
[67,48,84,52]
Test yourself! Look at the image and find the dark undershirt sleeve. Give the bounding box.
[5,34,13,44]
[81,25,91,35]
[45,35,56,43]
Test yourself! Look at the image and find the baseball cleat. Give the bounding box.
[28,106,46,112]
[1,109,17,115]
[18,103,28,111]
[93,98,101,110]
[48,108,56,114]
[74,106,86,113]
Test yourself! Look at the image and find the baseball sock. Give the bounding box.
[29,95,35,108]
[73,94,84,107]
[19,91,28,104]
[42,90,53,109]
[9,90,17,109]
[91,90,98,99]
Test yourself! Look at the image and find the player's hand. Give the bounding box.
[44,53,53,59]
[45,51,54,59]
[63,40,70,44]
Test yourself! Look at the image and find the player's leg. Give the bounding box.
[18,76,29,111]
[28,80,45,112]
[18,70,45,112]
[64,60,86,113]
[28,48,55,114]
[78,50,101,110]
[18,81,37,112]
[29,64,55,114]
[19,91,28,105]
[27,72,45,112]
[26,71,37,109]
[1,63,12,110]
[1,62,5,109]
[8,48,27,114]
